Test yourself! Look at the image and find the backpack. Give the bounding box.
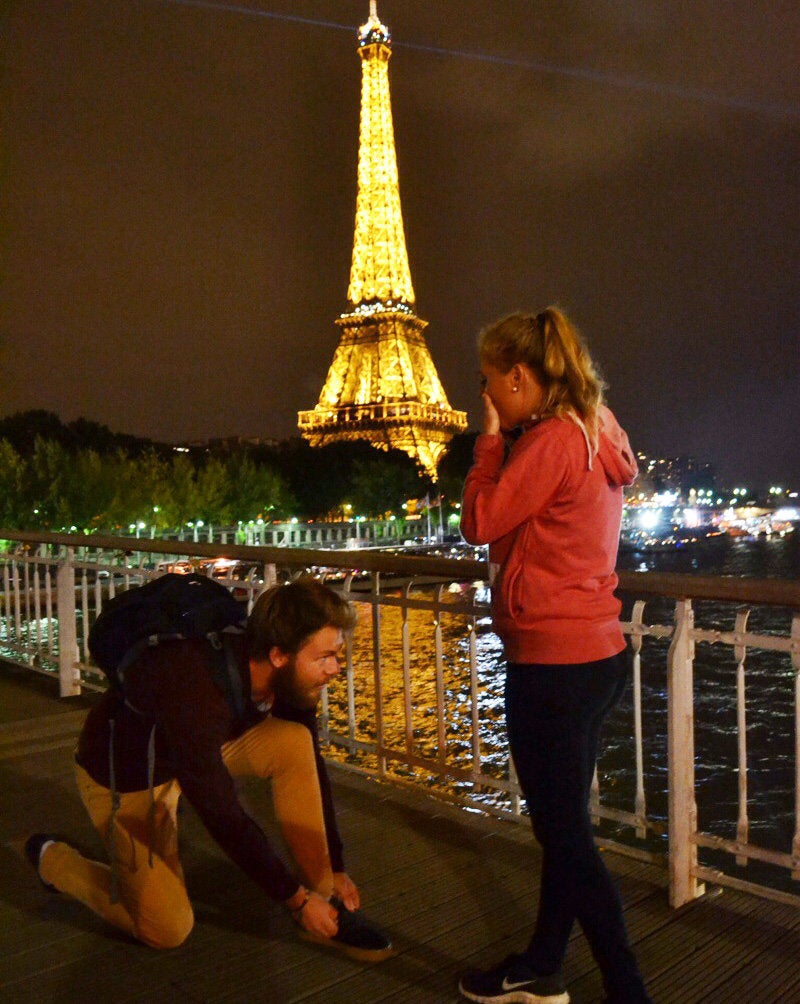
[88,572,249,715]
[88,572,250,901]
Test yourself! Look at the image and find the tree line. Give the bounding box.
[0,411,474,534]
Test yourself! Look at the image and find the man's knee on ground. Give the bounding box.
[139,902,195,950]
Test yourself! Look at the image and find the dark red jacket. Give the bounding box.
[76,636,344,902]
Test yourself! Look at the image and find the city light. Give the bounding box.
[652,491,678,506]
[682,508,700,528]
[637,510,661,530]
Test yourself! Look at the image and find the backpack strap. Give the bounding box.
[208,630,247,720]
[107,629,248,891]
[116,632,188,687]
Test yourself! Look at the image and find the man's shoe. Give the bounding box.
[24,833,61,892]
[459,953,570,1004]
[298,896,394,963]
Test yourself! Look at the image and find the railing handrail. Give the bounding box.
[0,528,488,580]
[1,528,798,609]
[2,528,800,909]
[617,569,800,608]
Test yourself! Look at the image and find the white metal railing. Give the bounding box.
[124,517,411,548]
[1,529,799,911]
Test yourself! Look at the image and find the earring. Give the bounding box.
[512,386,519,393]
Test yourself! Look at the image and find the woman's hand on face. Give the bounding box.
[482,392,501,436]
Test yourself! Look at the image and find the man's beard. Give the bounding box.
[272,659,320,710]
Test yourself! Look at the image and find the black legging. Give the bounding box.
[505,651,651,1002]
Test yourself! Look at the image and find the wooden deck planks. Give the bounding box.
[2,667,800,1003]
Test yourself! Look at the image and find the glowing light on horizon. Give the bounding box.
[638,510,661,531]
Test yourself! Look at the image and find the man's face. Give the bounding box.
[272,624,344,709]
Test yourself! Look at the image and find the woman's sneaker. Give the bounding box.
[458,953,570,1003]
[297,897,394,963]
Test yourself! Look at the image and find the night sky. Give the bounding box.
[1,1,798,487]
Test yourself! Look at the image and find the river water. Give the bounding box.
[332,530,799,893]
[610,531,799,882]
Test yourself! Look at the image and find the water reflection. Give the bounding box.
[325,595,512,805]
[323,532,800,890]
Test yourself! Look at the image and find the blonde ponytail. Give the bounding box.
[479,307,606,444]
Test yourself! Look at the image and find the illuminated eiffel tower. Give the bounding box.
[297,2,467,481]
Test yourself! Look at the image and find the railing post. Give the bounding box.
[791,614,800,878]
[667,598,704,906]
[56,555,81,697]
[734,608,751,865]
[631,599,648,839]
[434,584,446,774]
[401,582,414,758]
[371,572,386,777]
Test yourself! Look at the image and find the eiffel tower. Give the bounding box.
[297,2,467,481]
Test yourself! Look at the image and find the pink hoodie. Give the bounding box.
[461,406,638,664]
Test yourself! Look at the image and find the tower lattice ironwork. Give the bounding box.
[297,2,467,480]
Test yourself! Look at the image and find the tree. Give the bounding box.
[0,439,28,527]
[163,454,200,532]
[348,454,424,517]
[223,454,297,523]
[0,411,68,456]
[57,448,117,530]
[109,450,174,532]
[195,458,231,526]
[27,437,69,528]
[0,410,166,460]
[0,412,470,531]
[269,438,427,519]
[437,432,477,486]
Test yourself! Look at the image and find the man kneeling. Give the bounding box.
[26,576,392,960]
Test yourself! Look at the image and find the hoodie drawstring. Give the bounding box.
[566,411,597,470]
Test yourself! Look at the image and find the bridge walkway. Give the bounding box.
[1,664,799,1003]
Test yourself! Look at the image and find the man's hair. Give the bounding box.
[246,575,356,659]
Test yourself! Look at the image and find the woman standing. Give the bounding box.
[458,308,651,1004]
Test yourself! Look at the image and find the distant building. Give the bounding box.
[181,436,281,451]
[635,452,716,500]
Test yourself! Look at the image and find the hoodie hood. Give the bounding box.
[595,406,638,487]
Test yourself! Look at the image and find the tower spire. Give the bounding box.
[297,5,467,481]
[350,0,412,308]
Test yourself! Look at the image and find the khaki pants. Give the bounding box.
[39,716,334,948]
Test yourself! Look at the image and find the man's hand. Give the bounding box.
[291,890,339,938]
[333,871,360,911]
